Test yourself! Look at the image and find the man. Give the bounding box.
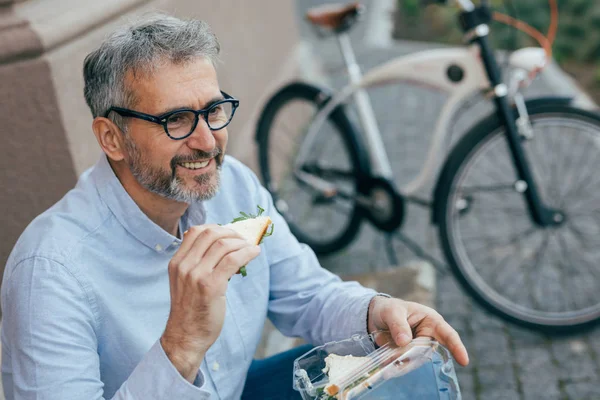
[1,14,468,399]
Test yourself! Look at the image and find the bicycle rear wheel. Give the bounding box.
[256,82,366,254]
[436,103,600,332]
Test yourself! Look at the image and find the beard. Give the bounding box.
[123,136,223,203]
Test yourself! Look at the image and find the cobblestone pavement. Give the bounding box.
[289,1,600,399]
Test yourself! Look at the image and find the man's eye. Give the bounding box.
[167,112,193,126]
[209,105,223,114]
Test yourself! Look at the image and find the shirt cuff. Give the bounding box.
[343,291,379,339]
[124,339,210,399]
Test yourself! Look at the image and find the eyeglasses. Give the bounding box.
[104,91,240,140]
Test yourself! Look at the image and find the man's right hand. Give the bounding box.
[160,224,261,383]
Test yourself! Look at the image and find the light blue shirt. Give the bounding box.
[1,155,377,399]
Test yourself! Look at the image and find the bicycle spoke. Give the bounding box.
[489,250,524,295]
[567,223,600,249]
[523,232,552,311]
[575,251,600,290]
[319,197,354,216]
[461,225,538,254]
[462,202,527,217]
[547,124,565,196]
[568,190,600,212]
[460,184,517,193]
[558,230,600,310]
[452,188,524,213]
[562,130,600,204]
[525,140,552,201]
[561,161,600,209]
[558,133,599,203]
[570,210,600,228]
[301,165,355,181]
[571,208,600,217]
[479,145,514,183]
[566,224,593,248]
[457,187,526,214]
[561,228,600,280]
[573,171,600,201]
[529,128,557,193]
[272,141,296,166]
[278,117,306,140]
[563,129,597,196]
[554,231,580,311]
[481,235,539,285]
[273,121,306,150]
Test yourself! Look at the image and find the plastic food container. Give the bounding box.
[293,332,461,399]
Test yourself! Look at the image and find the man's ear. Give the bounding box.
[92,117,126,162]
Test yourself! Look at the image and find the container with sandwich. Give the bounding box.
[293,332,461,400]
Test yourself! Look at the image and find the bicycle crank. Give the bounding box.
[359,178,405,232]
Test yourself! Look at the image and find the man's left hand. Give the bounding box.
[367,296,469,366]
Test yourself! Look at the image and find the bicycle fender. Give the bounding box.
[522,96,573,110]
[430,96,573,225]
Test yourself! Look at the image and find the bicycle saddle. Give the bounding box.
[305,2,362,32]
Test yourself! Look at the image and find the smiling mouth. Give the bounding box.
[178,159,211,170]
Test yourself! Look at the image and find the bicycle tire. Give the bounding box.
[256,82,368,255]
[435,103,600,333]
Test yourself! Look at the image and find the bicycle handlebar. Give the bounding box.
[419,0,556,67]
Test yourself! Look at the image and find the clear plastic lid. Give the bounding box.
[293,332,461,400]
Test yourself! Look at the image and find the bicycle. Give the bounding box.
[255,0,600,333]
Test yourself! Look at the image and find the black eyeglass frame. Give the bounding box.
[104,91,240,140]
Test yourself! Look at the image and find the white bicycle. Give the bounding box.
[255,0,600,332]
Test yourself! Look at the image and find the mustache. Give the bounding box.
[170,147,223,170]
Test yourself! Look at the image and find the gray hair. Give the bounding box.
[83,13,221,131]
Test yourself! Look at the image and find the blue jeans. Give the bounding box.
[241,344,313,400]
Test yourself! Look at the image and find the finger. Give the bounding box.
[433,322,469,366]
[202,237,251,270]
[180,226,244,273]
[170,224,219,265]
[168,225,218,293]
[372,330,394,348]
[213,245,261,281]
[384,306,413,347]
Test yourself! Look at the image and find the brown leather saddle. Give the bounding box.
[305,2,363,33]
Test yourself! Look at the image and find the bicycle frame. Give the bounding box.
[294,39,546,196]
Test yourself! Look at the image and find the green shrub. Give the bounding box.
[396,0,600,64]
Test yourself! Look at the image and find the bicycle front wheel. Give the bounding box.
[256,82,366,255]
[436,103,600,332]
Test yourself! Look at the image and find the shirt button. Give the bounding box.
[155,244,163,251]
[172,241,179,247]
[212,361,220,371]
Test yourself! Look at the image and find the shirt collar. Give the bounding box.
[91,155,206,253]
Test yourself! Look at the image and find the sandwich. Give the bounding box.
[321,354,370,398]
[224,205,273,276]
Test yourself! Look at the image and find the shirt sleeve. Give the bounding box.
[1,256,210,400]
[242,167,379,345]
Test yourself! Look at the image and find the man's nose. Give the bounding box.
[186,117,216,151]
